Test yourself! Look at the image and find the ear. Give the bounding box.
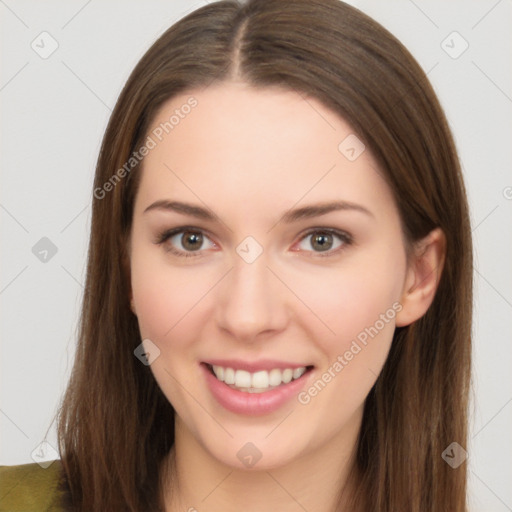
[395,227,446,327]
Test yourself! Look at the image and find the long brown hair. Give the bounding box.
[57,1,473,510]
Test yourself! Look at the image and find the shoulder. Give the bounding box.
[0,460,67,512]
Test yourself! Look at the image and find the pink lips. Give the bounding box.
[201,361,313,416]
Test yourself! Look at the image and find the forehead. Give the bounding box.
[147,81,350,167]
[134,81,397,223]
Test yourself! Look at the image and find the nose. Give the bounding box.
[215,252,288,343]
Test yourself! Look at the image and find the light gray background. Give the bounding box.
[1,1,511,510]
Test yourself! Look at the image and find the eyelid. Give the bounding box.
[155,225,214,243]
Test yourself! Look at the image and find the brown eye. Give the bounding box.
[296,229,352,256]
[310,232,334,251]
[181,230,203,251]
[156,227,215,257]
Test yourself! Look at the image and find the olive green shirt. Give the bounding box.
[0,460,66,511]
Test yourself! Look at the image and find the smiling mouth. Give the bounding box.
[203,363,314,393]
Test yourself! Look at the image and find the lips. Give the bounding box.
[201,360,314,415]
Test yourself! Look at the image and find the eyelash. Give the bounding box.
[154,226,353,259]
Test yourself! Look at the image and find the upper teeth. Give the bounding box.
[211,365,307,392]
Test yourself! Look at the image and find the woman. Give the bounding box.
[0,0,472,510]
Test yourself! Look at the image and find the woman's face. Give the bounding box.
[129,81,412,470]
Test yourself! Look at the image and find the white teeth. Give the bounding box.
[268,369,282,387]
[251,370,269,389]
[212,365,224,381]
[282,369,293,384]
[293,367,306,379]
[210,364,309,392]
[235,369,251,388]
[224,367,235,384]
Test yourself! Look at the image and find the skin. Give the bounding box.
[128,81,445,512]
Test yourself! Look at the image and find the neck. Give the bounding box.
[162,409,363,512]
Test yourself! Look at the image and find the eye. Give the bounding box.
[155,226,353,259]
[295,229,352,256]
[155,227,215,258]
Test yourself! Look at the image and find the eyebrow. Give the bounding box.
[143,199,374,222]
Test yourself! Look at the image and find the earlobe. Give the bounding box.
[395,227,446,327]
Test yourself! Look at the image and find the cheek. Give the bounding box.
[293,273,400,429]
[293,253,404,353]
[130,254,207,407]
[130,247,219,354]
[130,245,188,341]
[295,248,405,412]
